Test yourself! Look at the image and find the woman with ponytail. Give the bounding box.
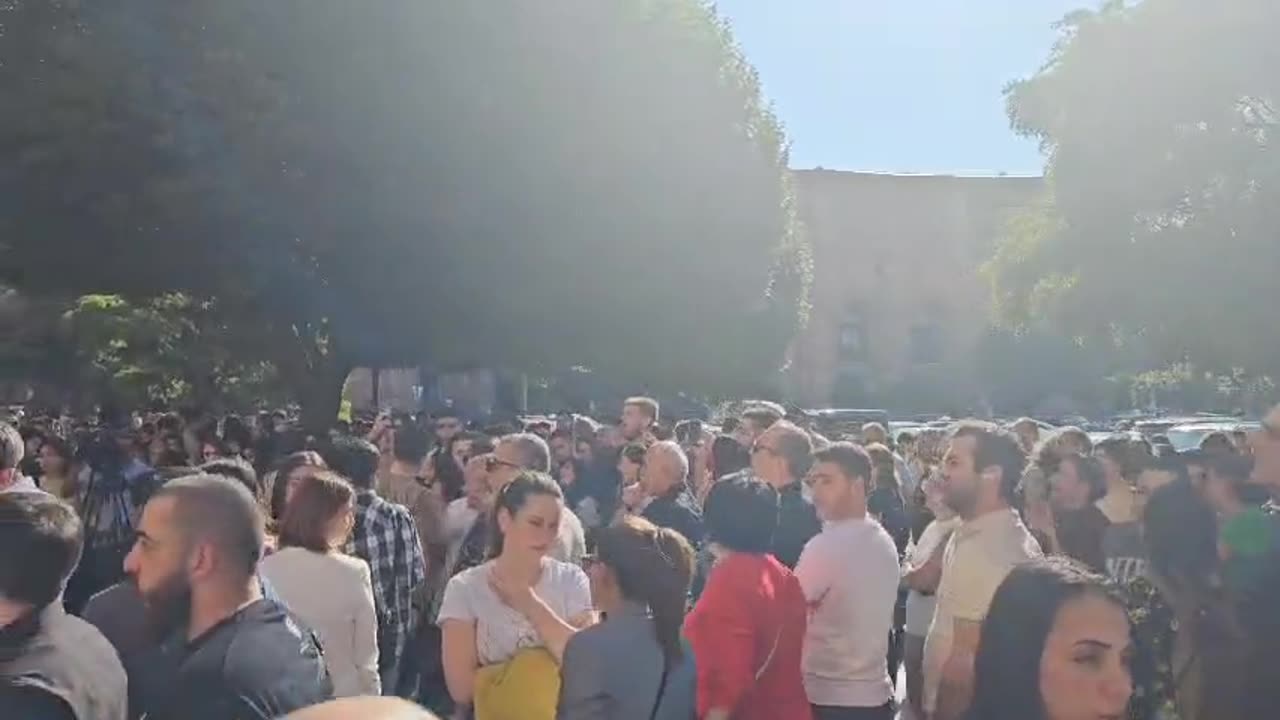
[438,471,594,720]
[557,515,697,720]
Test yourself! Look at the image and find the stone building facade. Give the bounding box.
[784,169,1043,410]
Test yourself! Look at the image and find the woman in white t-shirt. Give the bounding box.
[439,471,594,717]
[901,474,959,717]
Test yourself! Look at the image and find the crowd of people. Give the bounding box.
[1,397,1279,720]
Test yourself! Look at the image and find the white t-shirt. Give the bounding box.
[437,557,592,666]
[794,516,901,708]
[922,509,1041,713]
[903,517,961,637]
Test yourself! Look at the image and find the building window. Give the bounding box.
[838,318,865,362]
[909,323,944,365]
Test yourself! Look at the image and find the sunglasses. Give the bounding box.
[485,456,521,473]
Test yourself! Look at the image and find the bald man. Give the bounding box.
[640,441,705,546]
[285,697,438,720]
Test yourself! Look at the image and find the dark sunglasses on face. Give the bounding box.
[485,456,521,473]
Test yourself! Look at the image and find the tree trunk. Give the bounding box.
[299,354,353,436]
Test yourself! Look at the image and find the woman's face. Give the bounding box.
[618,457,641,484]
[38,445,68,476]
[1039,593,1133,720]
[201,442,221,463]
[575,441,594,465]
[497,494,562,557]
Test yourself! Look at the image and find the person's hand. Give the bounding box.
[489,566,538,616]
[621,482,645,512]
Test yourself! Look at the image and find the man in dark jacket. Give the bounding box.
[749,421,821,568]
[122,474,332,719]
[0,493,128,720]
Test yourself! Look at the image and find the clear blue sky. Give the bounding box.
[714,0,1088,175]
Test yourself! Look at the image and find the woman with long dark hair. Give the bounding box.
[1124,479,1279,720]
[557,515,696,719]
[968,557,1133,720]
[439,471,594,720]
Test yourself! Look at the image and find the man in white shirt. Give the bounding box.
[923,422,1041,720]
[0,422,48,496]
[795,442,900,720]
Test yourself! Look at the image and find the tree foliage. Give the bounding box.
[1,0,809,421]
[992,0,1280,377]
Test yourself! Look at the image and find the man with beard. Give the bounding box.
[923,422,1041,720]
[121,474,331,719]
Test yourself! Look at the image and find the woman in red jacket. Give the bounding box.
[684,474,812,720]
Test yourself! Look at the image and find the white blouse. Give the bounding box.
[259,547,381,697]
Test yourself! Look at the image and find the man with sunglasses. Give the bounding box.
[450,434,586,579]
[750,421,821,569]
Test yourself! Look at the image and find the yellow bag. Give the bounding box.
[474,647,560,720]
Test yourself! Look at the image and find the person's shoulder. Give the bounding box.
[447,560,492,589]
[330,551,373,579]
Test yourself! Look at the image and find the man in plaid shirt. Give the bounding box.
[331,437,426,696]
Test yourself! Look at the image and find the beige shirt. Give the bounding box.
[378,469,448,591]
[260,547,381,697]
[922,508,1041,713]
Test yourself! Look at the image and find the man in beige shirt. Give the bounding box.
[923,421,1042,720]
[377,426,447,601]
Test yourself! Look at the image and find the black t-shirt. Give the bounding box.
[0,685,77,720]
[144,599,332,720]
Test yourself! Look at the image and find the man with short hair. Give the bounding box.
[620,397,659,443]
[735,405,783,448]
[0,421,46,495]
[640,441,705,546]
[0,494,128,720]
[861,422,917,500]
[923,422,1042,720]
[548,428,574,470]
[330,437,426,696]
[1010,417,1041,456]
[795,443,899,720]
[454,433,585,575]
[123,475,330,719]
[376,426,448,618]
[433,409,463,447]
[750,420,821,568]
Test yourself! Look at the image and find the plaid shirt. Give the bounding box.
[346,489,426,693]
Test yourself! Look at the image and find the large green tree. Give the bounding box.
[991,0,1280,377]
[2,0,809,424]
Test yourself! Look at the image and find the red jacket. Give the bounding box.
[684,552,812,720]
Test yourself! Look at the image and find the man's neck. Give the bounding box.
[0,469,16,491]
[962,498,1009,523]
[824,503,867,524]
[187,577,263,643]
[767,474,797,491]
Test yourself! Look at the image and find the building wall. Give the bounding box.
[786,170,1043,409]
